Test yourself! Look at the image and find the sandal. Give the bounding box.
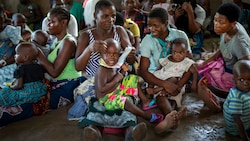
[142,99,157,110]
[149,113,164,124]
[197,76,221,112]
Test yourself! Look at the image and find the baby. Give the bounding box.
[0,42,47,106]
[147,38,198,107]
[31,30,50,57]
[95,38,163,123]
[223,60,250,141]
[12,13,32,42]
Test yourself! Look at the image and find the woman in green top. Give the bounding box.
[37,6,85,109]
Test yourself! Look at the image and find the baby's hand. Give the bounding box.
[121,63,130,72]
[120,63,130,76]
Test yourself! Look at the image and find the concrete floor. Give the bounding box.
[0,93,241,141]
[1,36,242,141]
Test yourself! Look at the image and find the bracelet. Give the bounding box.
[0,59,7,66]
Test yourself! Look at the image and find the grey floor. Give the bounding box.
[0,93,241,141]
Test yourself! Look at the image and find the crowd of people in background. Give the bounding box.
[0,0,250,140]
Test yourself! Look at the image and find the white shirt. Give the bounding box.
[194,4,206,26]
[42,14,78,37]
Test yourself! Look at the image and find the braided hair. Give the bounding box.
[49,6,70,25]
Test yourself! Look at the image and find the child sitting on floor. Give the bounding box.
[0,42,47,106]
[95,38,164,124]
[146,38,198,107]
[223,60,250,141]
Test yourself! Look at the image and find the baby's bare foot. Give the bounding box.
[177,106,187,120]
[154,110,178,134]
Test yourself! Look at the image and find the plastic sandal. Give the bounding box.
[149,113,164,124]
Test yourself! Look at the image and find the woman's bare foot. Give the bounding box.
[154,110,178,134]
[198,83,222,112]
[83,126,102,141]
[125,122,147,141]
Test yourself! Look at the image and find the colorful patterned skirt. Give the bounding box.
[78,75,139,128]
[78,97,137,128]
[0,81,47,106]
[0,77,86,127]
[99,74,139,110]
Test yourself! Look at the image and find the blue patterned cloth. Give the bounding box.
[0,81,47,106]
[49,77,86,109]
[0,25,22,59]
[0,64,16,88]
[0,103,34,127]
[0,25,22,87]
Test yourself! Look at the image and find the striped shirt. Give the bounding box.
[223,88,250,136]
[85,26,120,77]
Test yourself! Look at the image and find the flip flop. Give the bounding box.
[142,99,157,110]
[149,113,164,124]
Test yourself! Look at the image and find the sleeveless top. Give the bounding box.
[85,26,120,78]
[48,34,81,80]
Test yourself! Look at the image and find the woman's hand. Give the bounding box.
[91,40,107,54]
[162,81,180,96]
[36,47,45,59]
[126,48,137,64]
[182,2,193,14]
[174,6,185,19]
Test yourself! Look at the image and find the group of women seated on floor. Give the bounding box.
[0,0,250,140]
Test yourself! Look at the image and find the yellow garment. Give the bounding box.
[125,18,140,37]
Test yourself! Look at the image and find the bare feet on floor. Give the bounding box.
[83,126,102,141]
[171,106,188,129]
[198,85,222,112]
[177,106,187,120]
[125,122,147,141]
[154,110,178,134]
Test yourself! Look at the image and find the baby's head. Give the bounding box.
[22,30,32,42]
[233,60,250,92]
[31,30,49,47]
[12,13,26,29]
[102,38,121,66]
[15,42,38,64]
[171,38,188,62]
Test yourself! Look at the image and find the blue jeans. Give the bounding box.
[192,31,204,54]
